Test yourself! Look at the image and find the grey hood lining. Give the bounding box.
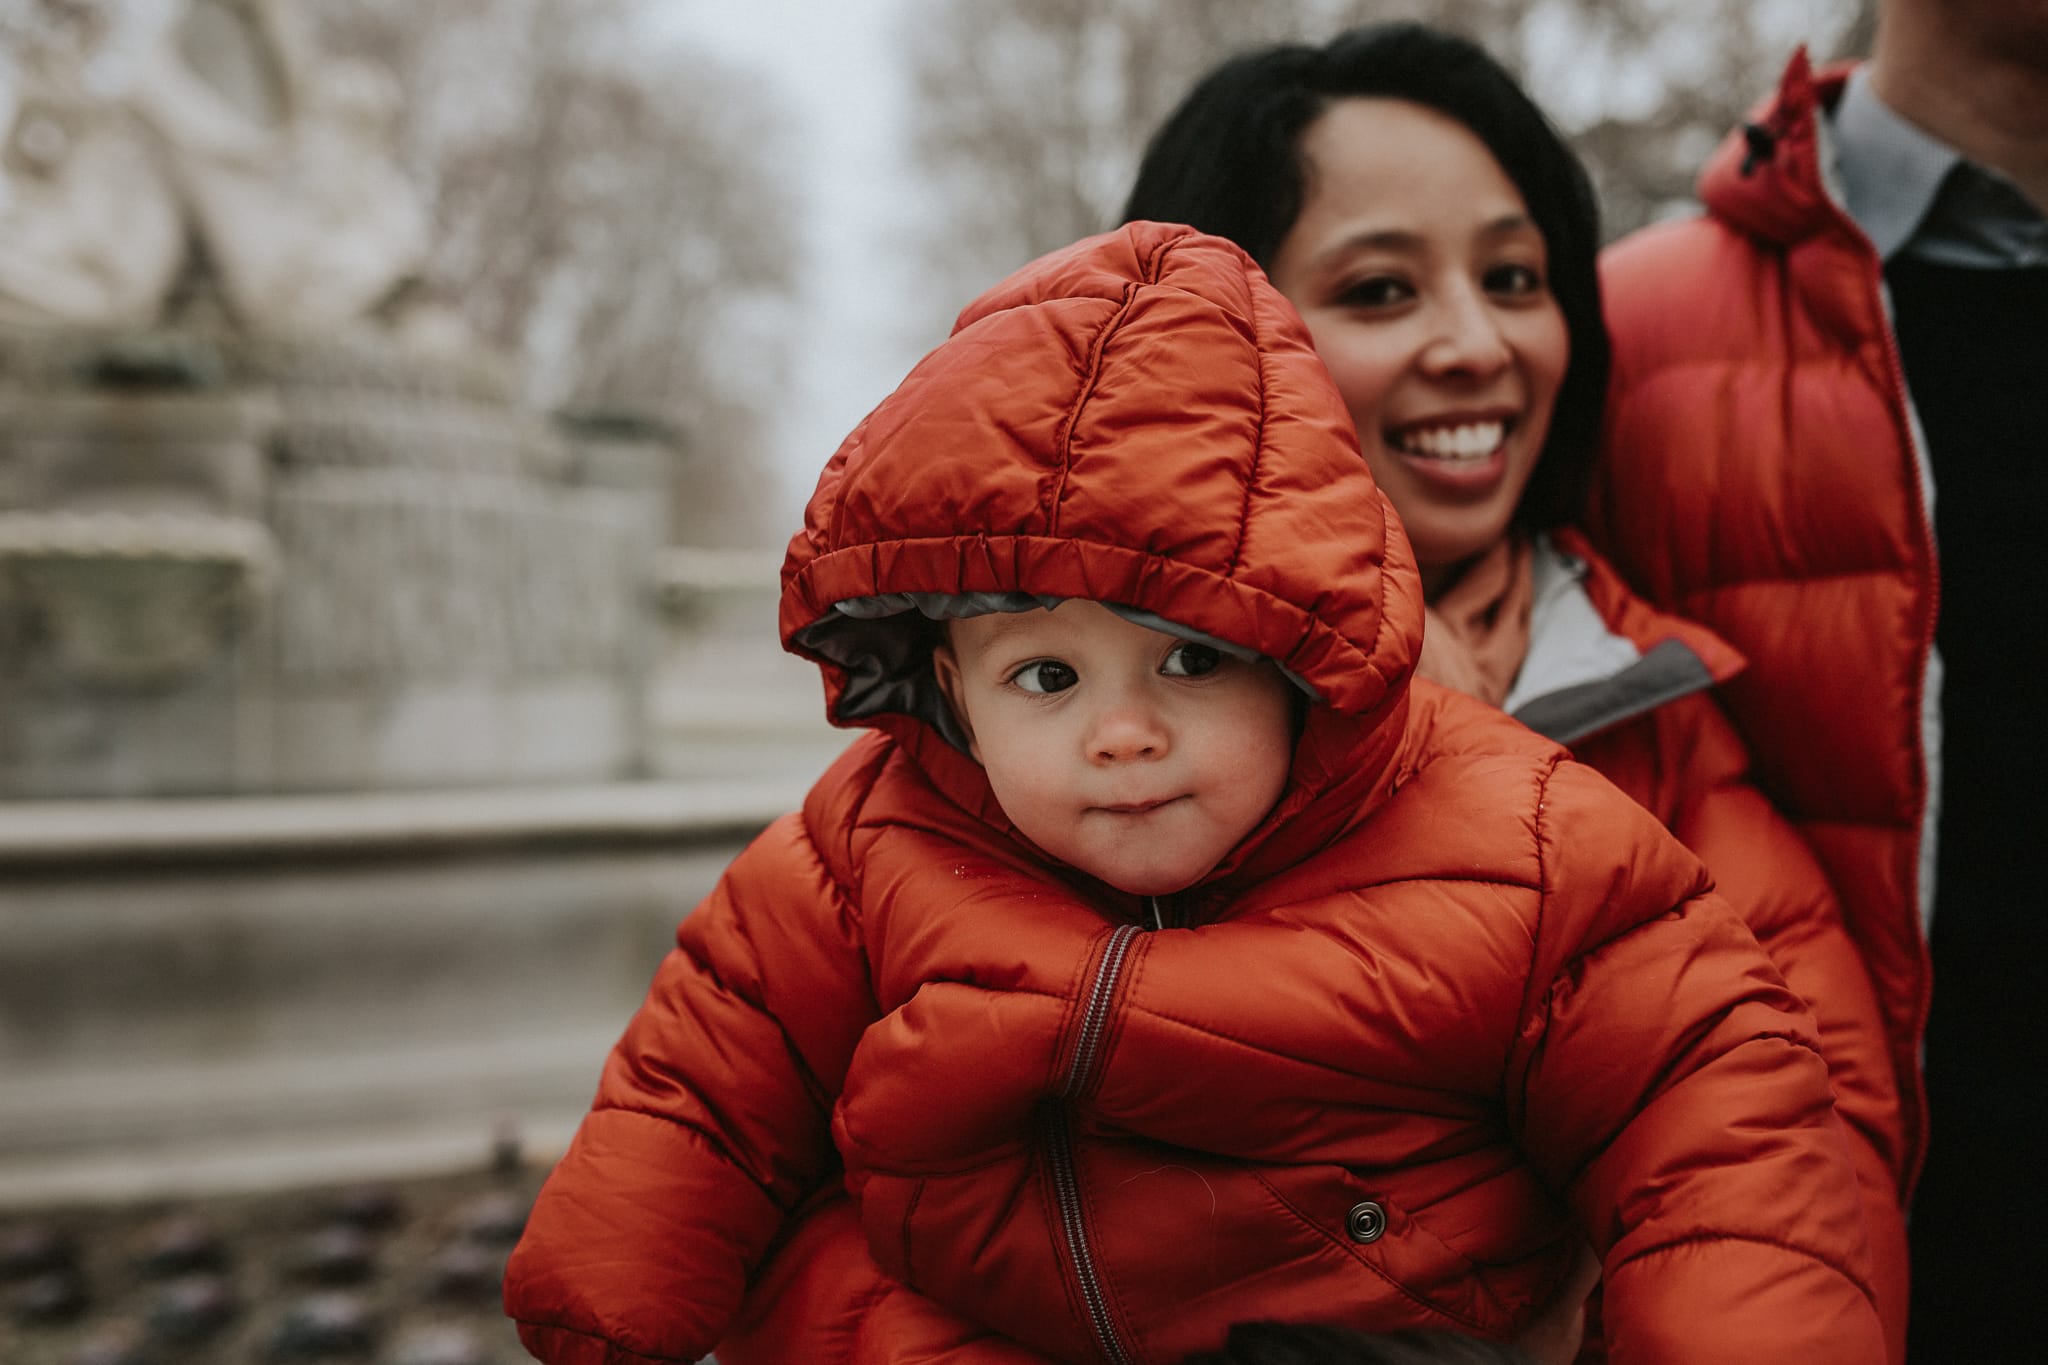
[794,591,1321,753]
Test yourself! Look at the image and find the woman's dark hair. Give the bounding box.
[1182,1320,1537,1365]
[1122,22,1608,533]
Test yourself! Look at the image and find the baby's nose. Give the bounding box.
[1089,704,1168,762]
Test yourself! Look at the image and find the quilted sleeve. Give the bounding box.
[505,811,879,1365]
[1505,762,1884,1363]
[718,1195,1059,1364]
[1660,710,1909,1363]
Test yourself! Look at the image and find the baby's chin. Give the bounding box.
[1027,821,1238,900]
[1087,857,1219,900]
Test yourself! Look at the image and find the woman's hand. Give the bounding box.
[1512,1241,1601,1365]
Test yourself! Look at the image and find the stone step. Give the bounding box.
[0,778,831,1207]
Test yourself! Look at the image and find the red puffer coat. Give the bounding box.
[1549,530,1907,1361]
[715,531,1909,1365]
[503,223,1882,1364]
[1590,53,1932,1214]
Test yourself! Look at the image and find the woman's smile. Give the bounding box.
[1387,413,1520,494]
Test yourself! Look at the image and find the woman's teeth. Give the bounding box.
[1392,421,1505,462]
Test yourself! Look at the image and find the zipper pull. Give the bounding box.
[1144,896,1164,931]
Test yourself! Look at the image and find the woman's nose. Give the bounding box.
[1420,289,1511,378]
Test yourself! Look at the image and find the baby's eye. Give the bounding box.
[1335,275,1412,309]
[1011,660,1078,694]
[1161,643,1223,678]
[1485,262,1545,297]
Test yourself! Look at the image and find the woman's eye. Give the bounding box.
[1335,275,1411,309]
[1162,643,1223,678]
[1012,661,1078,694]
[1486,263,1545,296]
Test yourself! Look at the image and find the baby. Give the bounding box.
[504,223,1882,1364]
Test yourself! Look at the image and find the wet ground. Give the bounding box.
[0,1155,545,1365]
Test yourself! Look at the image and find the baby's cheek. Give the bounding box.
[983,769,1066,849]
[1234,724,1296,808]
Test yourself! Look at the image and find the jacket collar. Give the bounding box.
[1506,530,1744,746]
[1830,68,1963,261]
[1698,49,1862,250]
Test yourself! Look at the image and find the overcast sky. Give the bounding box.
[661,0,931,528]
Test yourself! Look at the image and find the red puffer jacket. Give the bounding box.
[716,531,1909,1365]
[504,224,1882,1364]
[1590,53,1932,1212]
[1548,530,1907,1361]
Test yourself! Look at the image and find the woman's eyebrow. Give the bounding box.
[1476,212,1540,239]
[1313,226,1425,265]
[1312,213,1539,271]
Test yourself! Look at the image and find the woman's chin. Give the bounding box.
[1410,519,1520,583]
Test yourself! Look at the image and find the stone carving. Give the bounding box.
[272,477,642,682]
[0,56,185,327]
[0,509,275,689]
[274,392,570,479]
[0,0,428,333]
[0,3,679,796]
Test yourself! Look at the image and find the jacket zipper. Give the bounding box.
[1047,921,1143,1364]
[1779,83,1938,1193]
[1869,252,1941,1196]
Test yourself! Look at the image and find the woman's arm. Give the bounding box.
[1674,731,1908,1359]
[1508,762,1884,1364]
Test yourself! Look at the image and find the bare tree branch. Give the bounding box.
[300,0,803,544]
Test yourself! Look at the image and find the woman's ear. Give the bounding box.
[930,638,982,762]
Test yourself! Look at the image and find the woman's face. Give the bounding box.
[1268,97,1569,593]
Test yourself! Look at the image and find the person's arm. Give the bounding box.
[1654,708,1910,1363]
[1507,763,1884,1363]
[505,811,879,1365]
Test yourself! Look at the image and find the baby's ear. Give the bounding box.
[930,638,982,762]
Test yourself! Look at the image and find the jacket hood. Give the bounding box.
[779,223,1425,882]
[1697,49,1859,249]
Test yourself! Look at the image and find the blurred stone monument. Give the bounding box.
[0,0,671,796]
[0,1,838,1205]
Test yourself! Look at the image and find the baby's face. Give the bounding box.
[933,601,1295,897]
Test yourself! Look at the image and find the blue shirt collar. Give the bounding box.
[1827,68,2048,268]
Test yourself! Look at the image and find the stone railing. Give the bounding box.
[0,509,276,689]
[651,545,786,627]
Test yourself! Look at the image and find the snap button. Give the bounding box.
[1345,1200,1386,1244]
